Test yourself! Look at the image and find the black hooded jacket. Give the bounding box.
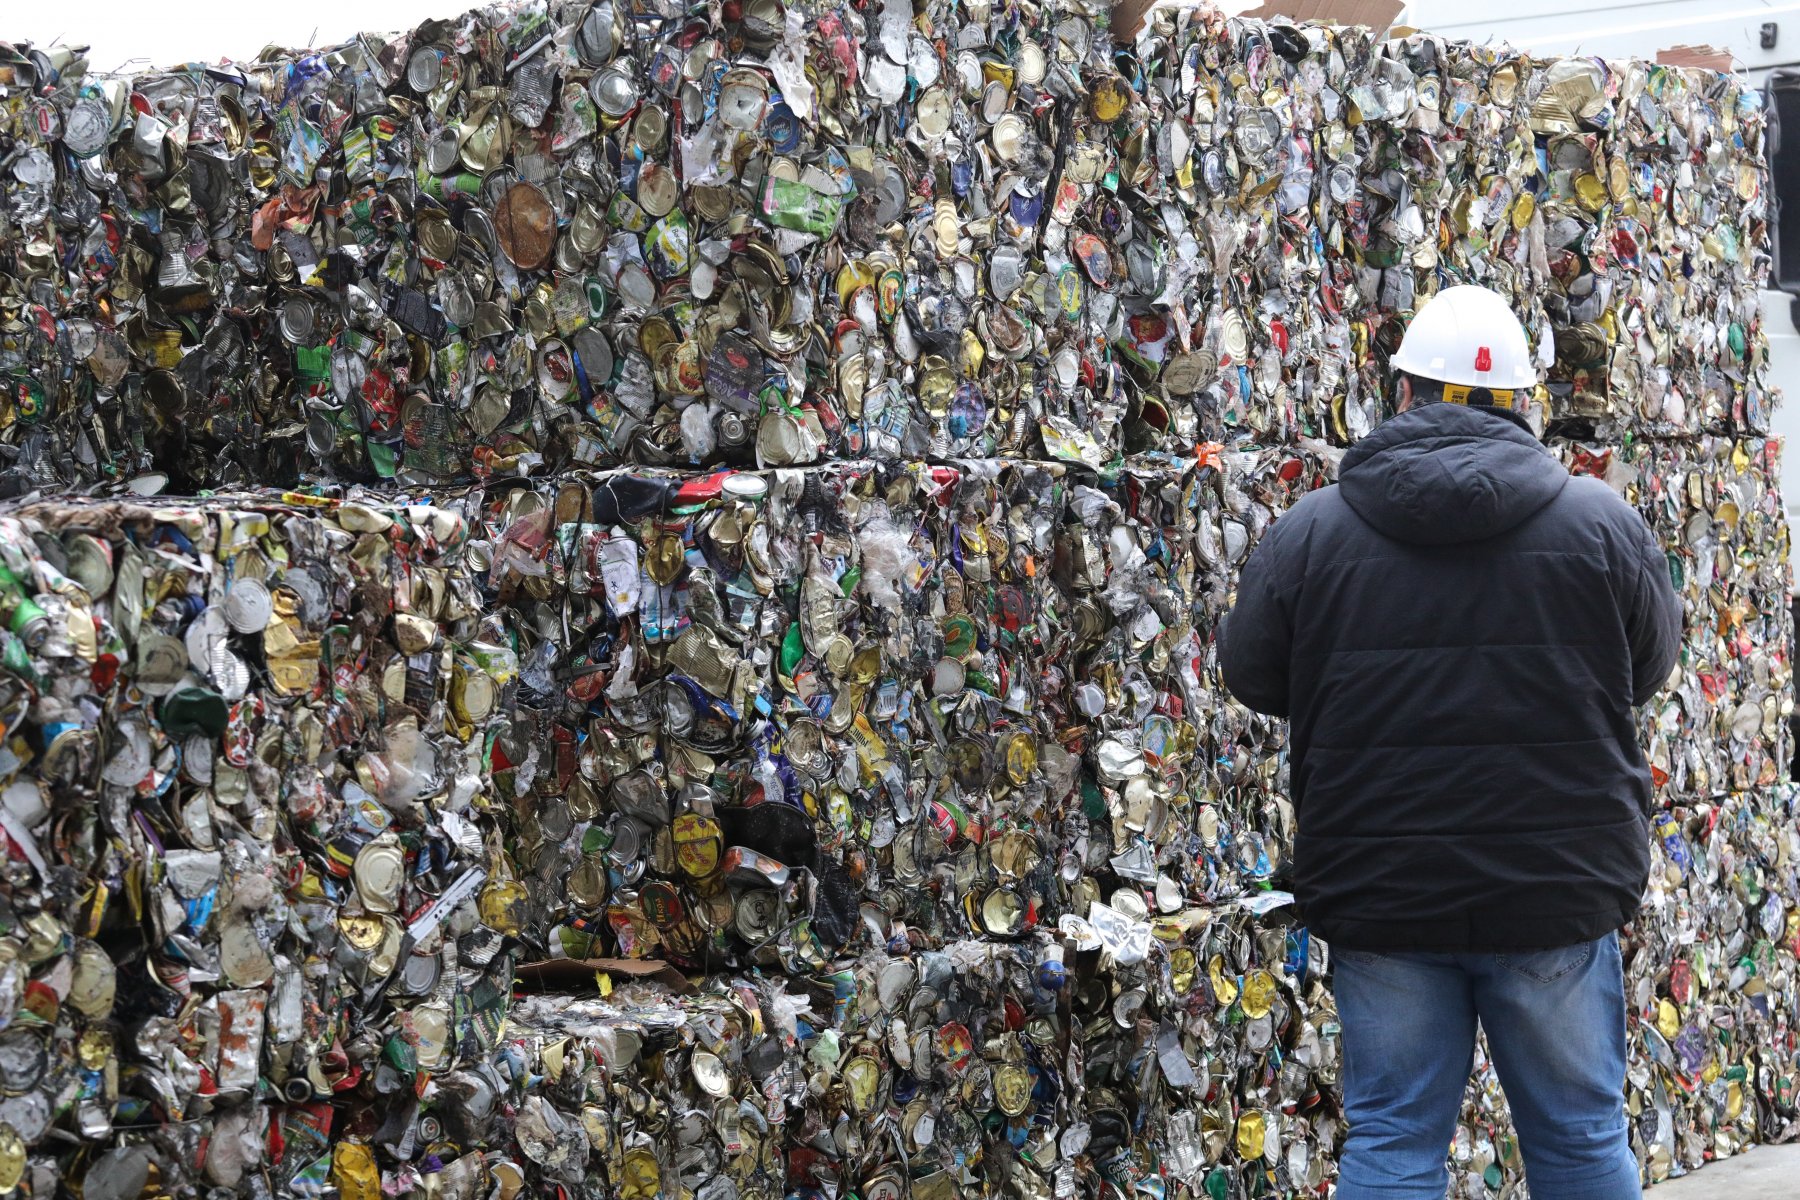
[1218,403,1682,952]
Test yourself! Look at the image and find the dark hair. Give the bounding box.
[1401,373,1503,408]
[1402,374,1445,405]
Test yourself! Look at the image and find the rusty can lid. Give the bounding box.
[493,181,556,270]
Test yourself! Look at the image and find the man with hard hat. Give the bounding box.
[1219,285,1680,1200]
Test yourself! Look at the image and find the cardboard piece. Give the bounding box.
[1238,0,1404,30]
[1111,0,1400,48]
[1655,45,1735,72]
[514,957,696,994]
[1110,0,1171,43]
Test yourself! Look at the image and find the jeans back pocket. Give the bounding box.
[1496,941,1594,984]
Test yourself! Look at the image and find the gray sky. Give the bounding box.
[4,1,1282,75]
[5,0,468,74]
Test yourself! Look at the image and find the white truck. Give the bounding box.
[1402,0,1800,513]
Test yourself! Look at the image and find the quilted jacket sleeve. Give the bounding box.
[1218,515,1297,718]
[1625,518,1682,707]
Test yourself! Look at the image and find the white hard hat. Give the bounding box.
[1390,284,1538,391]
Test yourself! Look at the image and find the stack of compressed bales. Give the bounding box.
[0,1,1790,1196]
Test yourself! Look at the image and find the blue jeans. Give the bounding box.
[1331,932,1641,1200]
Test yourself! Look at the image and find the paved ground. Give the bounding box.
[1648,1143,1800,1198]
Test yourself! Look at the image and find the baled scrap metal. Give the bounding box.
[475,936,1337,1200]
[1559,436,1793,799]
[471,454,1346,1200]
[0,2,1775,490]
[0,495,517,1194]
[0,434,1783,1196]
[1591,436,1799,1176]
[470,454,1794,1197]
[1630,784,1800,1176]
[0,0,1789,1195]
[473,456,1321,967]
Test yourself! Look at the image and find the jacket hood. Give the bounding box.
[1338,404,1567,545]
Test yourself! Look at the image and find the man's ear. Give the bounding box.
[1395,376,1413,413]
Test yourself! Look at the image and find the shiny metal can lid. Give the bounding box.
[64,96,112,158]
[690,1049,730,1097]
[223,578,273,633]
[0,1029,46,1097]
[135,632,189,686]
[353,836,406,913]
[277,294,318,345]
[424,125,462,175]
[575,6,617,64]
[591,67,639,118]
[407,45,445,92]
[637,162,679,217]
[733,888,780,941]
[395,949,444,996]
